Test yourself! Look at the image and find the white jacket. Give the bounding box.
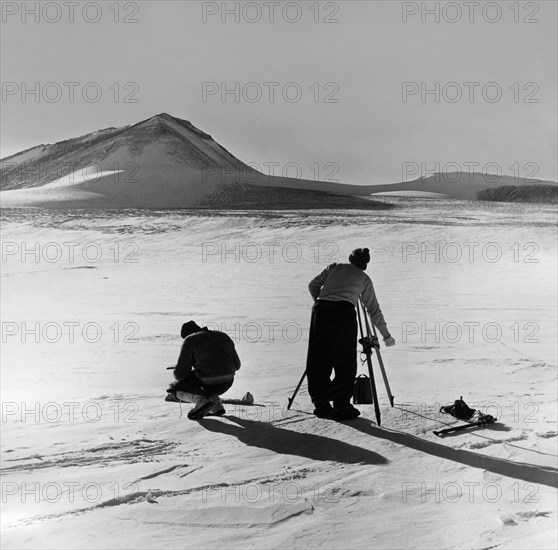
[308,262,390,339]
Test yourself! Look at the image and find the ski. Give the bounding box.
[433,420,494,437]
[434,397,497,436]
[166,392,255,406]
[222,392,254,405]
[221,398,255,406]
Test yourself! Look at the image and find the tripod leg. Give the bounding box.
[355,302,372,405]
[357,302,381,426]
[362,302,395,408]
[287,370,306,410]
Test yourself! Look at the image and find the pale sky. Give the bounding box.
[1,0,557,184]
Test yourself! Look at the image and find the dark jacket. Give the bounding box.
[173,328,241,384]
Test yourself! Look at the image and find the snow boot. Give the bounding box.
[331,403,361,421]
[187,400,214,420]
[313,402,333,418]
[176,391,214,420]
[207,396,226,417]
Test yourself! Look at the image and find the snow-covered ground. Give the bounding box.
[1,197,557,549]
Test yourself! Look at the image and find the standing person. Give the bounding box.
[306,248,395,420]
[167,321,241,420]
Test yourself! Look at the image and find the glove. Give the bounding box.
[384,336,396,347]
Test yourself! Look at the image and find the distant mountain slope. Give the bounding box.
[368,173,558,201]
[1,114,248,190]
[0,113,389,209]
[197,182,391,210]
[477,184,558,204]
[0,114,258,208]
[1,113,556,207]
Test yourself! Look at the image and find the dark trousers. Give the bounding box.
[306,300,357,406]
[171,371,233,398]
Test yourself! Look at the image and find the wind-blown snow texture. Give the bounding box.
[1,198,557,549]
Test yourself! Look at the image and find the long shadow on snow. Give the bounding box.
[346,418,558,489]
[198,416,388,466]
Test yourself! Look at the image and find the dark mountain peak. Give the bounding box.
[146,112,184,125]
[133,113,213,140]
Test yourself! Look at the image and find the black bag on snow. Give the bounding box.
[353,374,373,404]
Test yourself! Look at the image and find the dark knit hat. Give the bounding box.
[180,321,203,339]
[349,248,370,270]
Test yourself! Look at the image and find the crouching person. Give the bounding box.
[168,321,241,420]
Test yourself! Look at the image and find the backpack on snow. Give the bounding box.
[440,396,496,426]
